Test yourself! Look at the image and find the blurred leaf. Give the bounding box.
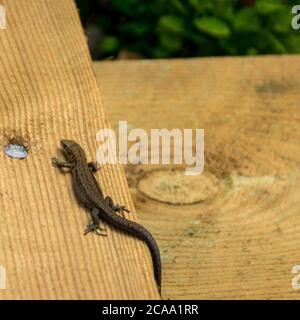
[232,8,260,32]
[160,32,182,51]
[194,17,231,38]
[262,31,287,53]
[255,0,285,15]
[214,0,236,19]
[188,0,213,13]
[170,0,188,15]
[268,9,293,34]
[158,15,185,34]
[100,36,120,53]
[246,48,258,55]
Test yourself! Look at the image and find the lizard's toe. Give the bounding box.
[51,157,58,166]
[84,223,96,235]
[94,228,108,237]
[114,204,130,214]
[84,223,107,236]
[122,206,130,213]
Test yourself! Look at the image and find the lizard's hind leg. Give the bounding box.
[104,196,130,218]
[84,208,107,236]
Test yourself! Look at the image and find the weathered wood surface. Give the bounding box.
[0,0,159,299]
[94,56,300,299]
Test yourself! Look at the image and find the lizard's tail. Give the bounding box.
[104,212,162,293]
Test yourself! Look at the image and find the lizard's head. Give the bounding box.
[61,139,84,163]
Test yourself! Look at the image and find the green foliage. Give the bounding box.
[77,0,300,58]
[194,17,231,38]
[255,0,285,15]
[101,36,120,53]
[158,15,185,35]
[232,8,261,33]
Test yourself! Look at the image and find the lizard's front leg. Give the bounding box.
[51,157,74,169]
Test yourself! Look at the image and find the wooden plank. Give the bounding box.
[0,0,159,299]
[94,56,300,299]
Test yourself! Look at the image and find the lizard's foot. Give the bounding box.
[51,157,74,169]
[84,223,107,236]
[104,196,130,217]
[113,204,130,214]
[112,204,130,218]
[51,157,60,167]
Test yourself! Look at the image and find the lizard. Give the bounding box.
[52,139,161,293]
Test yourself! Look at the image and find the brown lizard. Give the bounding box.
[52,139,161,293]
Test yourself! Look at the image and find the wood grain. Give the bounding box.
[94,56,300,299]
[0,0,159,299]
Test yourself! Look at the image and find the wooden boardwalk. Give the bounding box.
[1,0,300,300]
[95,56,300,299]
[0,0,159,299]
